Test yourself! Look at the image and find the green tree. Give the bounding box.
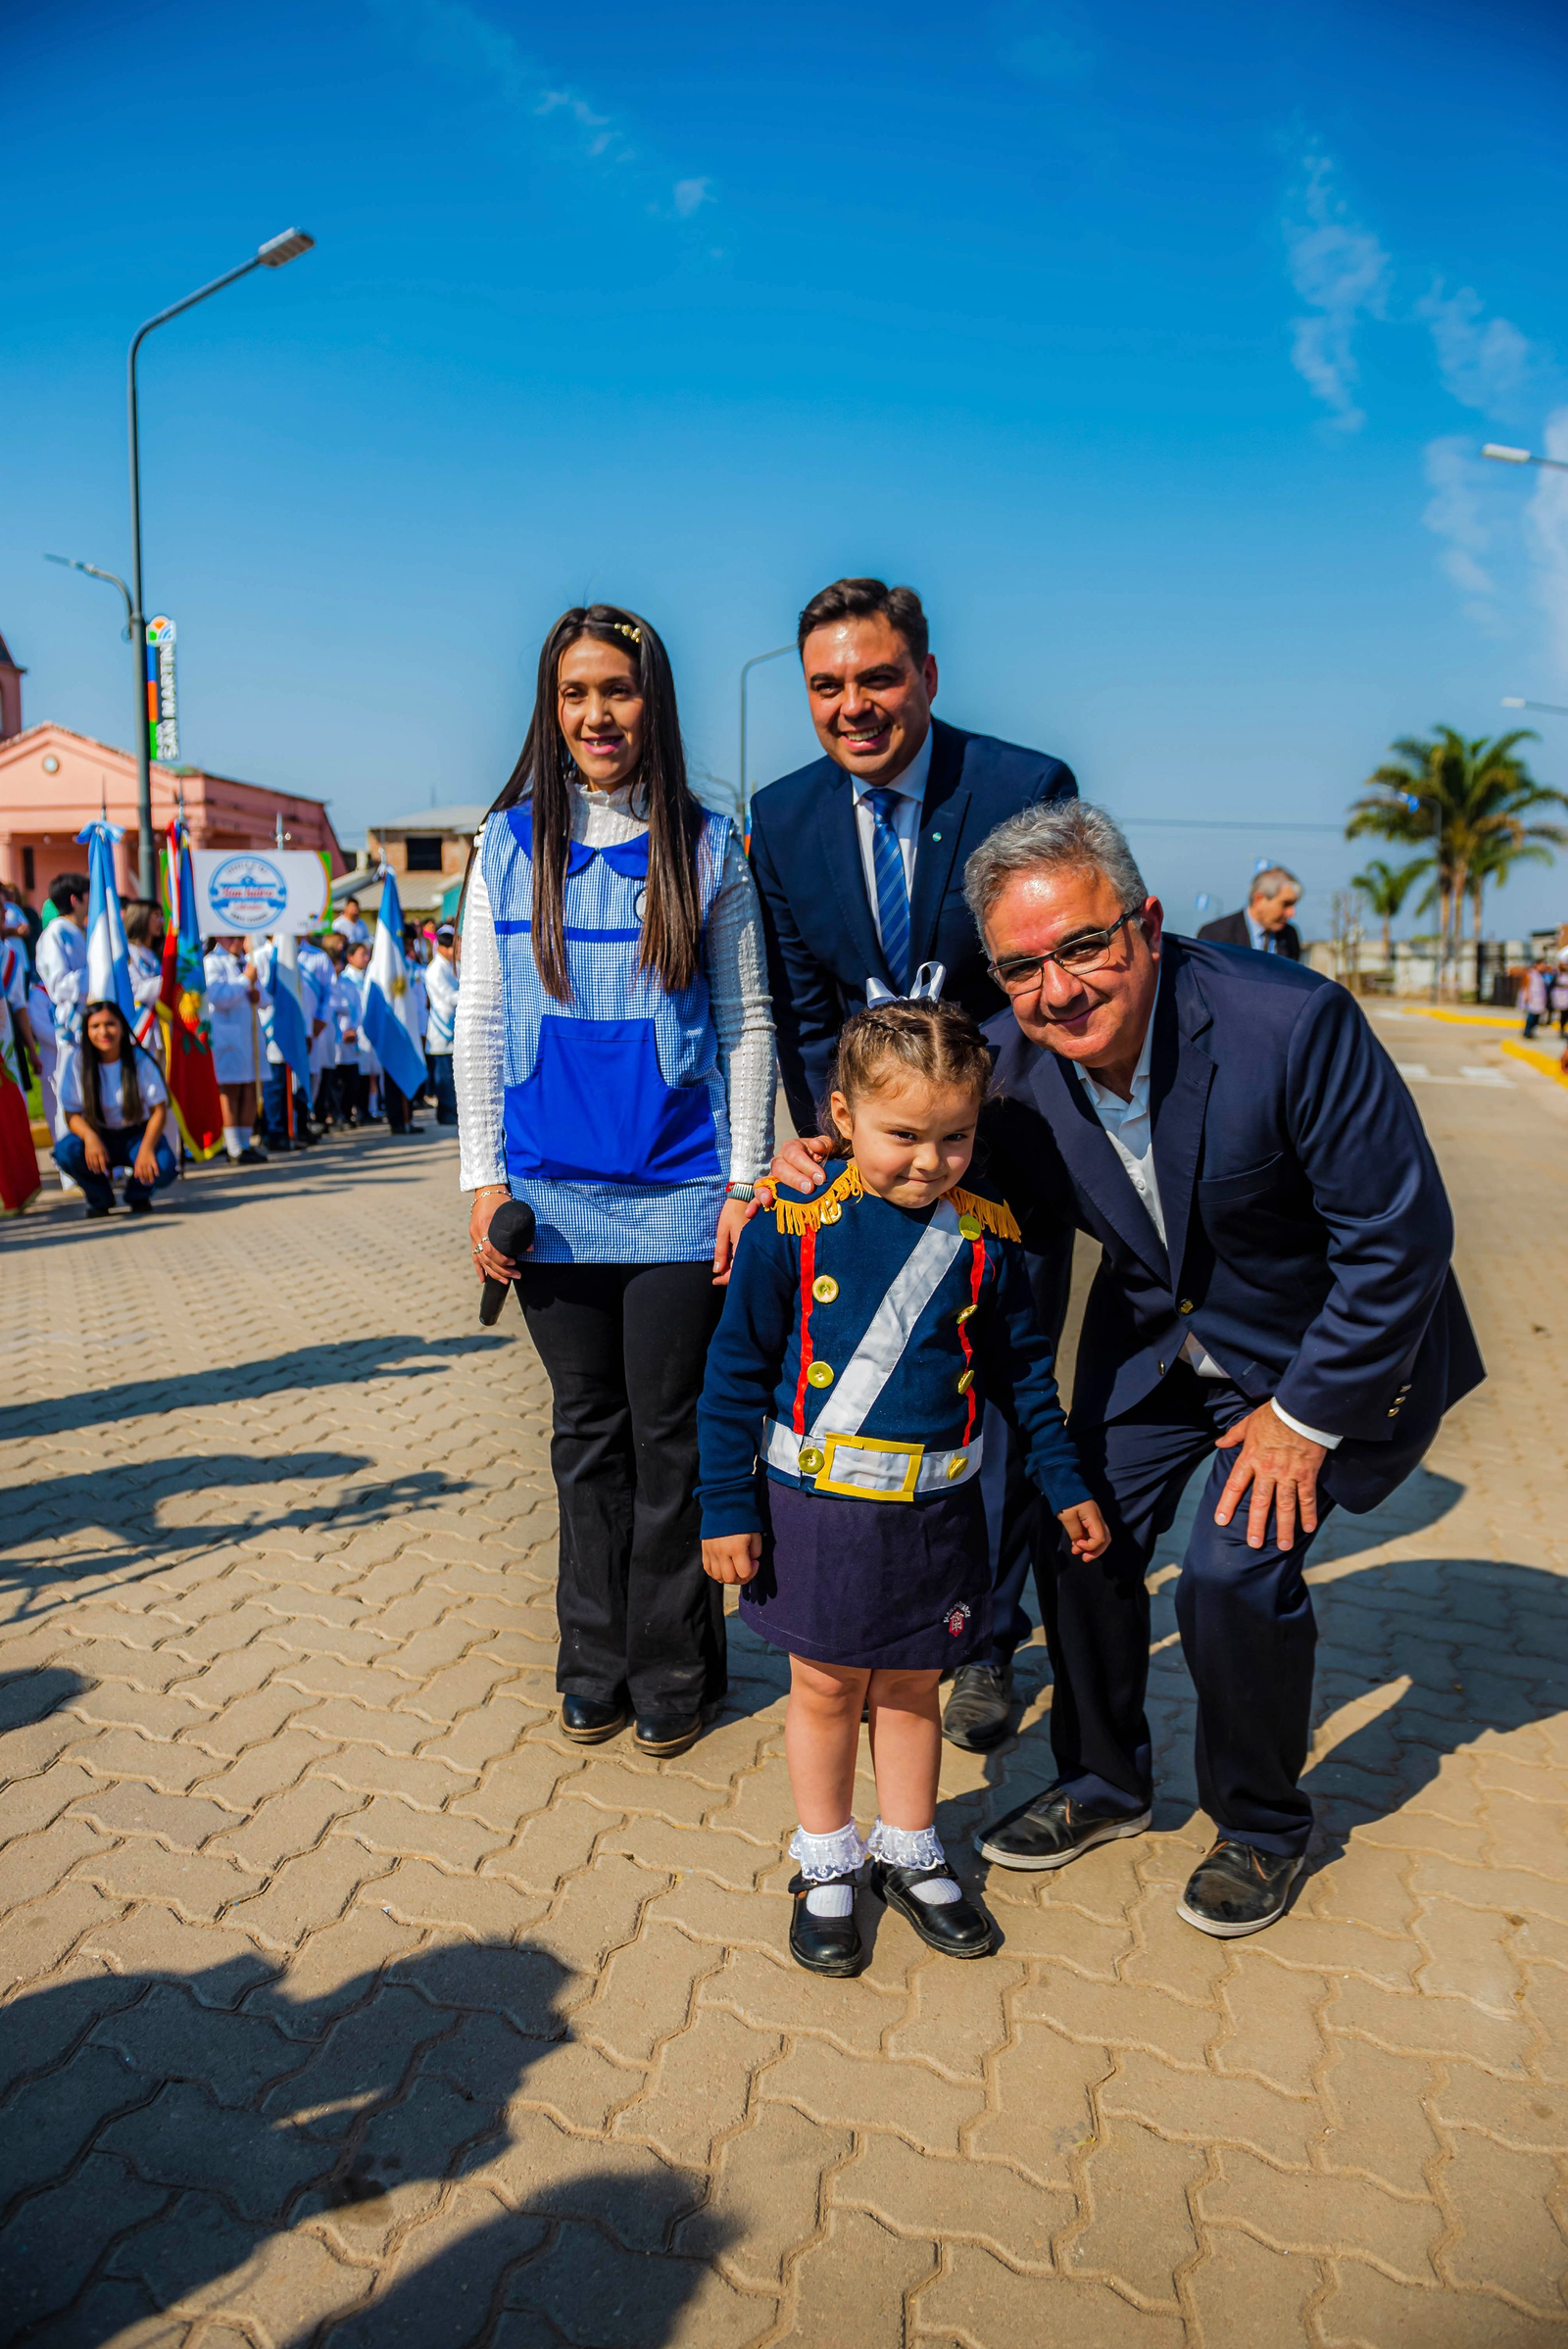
[1347,727,1568,953]
[1350,856,1429,962]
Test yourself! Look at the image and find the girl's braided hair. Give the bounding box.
[823,998,993,1139]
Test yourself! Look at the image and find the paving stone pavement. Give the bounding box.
[1,1021,1565,2349]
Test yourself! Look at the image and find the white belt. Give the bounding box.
[764,1419,983,1502]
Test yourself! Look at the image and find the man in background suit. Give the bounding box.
[965,804,1482,1934]
[1198,865,1302,959]
[748,576,1078,1751]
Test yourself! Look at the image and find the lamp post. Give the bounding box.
[1502,695,1568,718]
[738,644,795,827]
[44,554,134,634]
[1482,443,1568,473]
[127,226,316,896]
[1403,789,1446,1000]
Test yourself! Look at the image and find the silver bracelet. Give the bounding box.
[725,1181,759,1202]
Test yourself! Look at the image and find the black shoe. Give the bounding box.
[975,1785,1151,1871]
[633,1708,703,1758]
[235,1146,269,1165]
[788,1873,864,1976]
[127,1197,153,1215]
[560,1695,626,1744]
[870,1860,994,1958]
[83,1203,113,1219]
[1177,1840,1304,1938]
[942,1661,1015,1751]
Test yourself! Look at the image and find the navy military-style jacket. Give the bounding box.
[697,1160,1090,1538]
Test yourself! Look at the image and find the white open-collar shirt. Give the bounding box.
[1072,980,1339,1449]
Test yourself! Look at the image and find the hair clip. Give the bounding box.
[613,622,642,646]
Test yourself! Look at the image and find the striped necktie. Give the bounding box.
[862,788,911,993]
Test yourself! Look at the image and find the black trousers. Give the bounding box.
[1048,1366,1330,1856]
[517,1260,725,1716]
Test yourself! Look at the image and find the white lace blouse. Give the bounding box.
[456,779,775,1192]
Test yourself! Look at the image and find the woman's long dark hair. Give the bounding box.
[79,1002,143,1131]
[483,605,705,1003]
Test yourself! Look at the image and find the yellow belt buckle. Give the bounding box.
[815,1431,923,1501]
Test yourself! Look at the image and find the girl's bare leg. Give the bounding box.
[786,1657,870,1833]
[865,1668,943,1830]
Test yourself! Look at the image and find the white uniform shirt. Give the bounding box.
[425,954,459,1052]
[333,914,369,947]
[126,944,163,1009]
[1072,1002,1341,1450]
[850,727,933,954]
[59,1045,169,1127]
[203,948,260,1083]
[36,916,86,1042]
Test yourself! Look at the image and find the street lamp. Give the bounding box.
[1482,443,1568,473]
[127,227,316,894]
[45,553,134,635]
[738,643,795,826]
[1502,696,1568,717]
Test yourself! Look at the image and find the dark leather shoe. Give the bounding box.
[560,1694,626,1744]
[942,1661,1014,1751]
[871,1860,993,1957]
[1178,1840,1304,1937]
[633,1708,703,1758]
[975,1785,1151,1871]
[788,1873,864,1976]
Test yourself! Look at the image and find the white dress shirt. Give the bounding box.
[851,727,933,953]
[1073,1001,1340,1449]
[1245,907,1282,954]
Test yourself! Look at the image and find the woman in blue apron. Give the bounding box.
[457,605,775,1759]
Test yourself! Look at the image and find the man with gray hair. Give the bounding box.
[1198,865,1302,959]
[777,801,1482,1933]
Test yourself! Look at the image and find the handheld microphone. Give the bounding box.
[478,1198,536,1326]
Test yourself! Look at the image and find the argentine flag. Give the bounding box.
[259,931,313,1095]
[363,865,427,1100]
[76,820,139,1030]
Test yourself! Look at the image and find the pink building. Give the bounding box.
[0,635,345,904]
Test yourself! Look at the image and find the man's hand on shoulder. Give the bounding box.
[769,1135,832,1196]
[1212,1404,1326,1551]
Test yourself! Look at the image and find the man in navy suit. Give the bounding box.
[748,578,1077,1135]
[747,577,1079,1752]
[956,802,1484,1933]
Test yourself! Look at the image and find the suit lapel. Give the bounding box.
[821,764,892,993]
[1150,946,1214,1294]
[1030,1048,1170,1281]
[906,720,968,969]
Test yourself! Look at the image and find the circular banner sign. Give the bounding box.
[208,854,289,930]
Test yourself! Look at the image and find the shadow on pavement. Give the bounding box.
[0,1936,728,2347]
[0,1452,473,1619]
[0,1336,505,1445]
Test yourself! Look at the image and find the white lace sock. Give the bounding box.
[222,1126,241,1157]
[867,1819,961,1904]
[790,1822,866,1918]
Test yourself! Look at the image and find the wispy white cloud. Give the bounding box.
[1417,280,1535,418]
[672,177,713,219]
[1421,436,1501,629]
[1283,154,1392,431]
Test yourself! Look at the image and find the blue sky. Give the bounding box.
[7,0,1568,936]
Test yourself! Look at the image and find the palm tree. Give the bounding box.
[1347,728,1568,954]
[1351,856,1429,963]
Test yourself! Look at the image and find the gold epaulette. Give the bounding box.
[946,1187,1021,1240]
[773,1161,863,1234]
[772,1165,1020,1242]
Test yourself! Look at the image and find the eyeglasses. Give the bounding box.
[987,907,1138,995]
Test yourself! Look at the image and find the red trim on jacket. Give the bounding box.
[792,1223,817,1435]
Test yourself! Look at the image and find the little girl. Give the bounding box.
[698,997,1107,1975]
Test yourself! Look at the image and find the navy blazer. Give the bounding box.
[748,716,1077,1132]
[982,935,1484,1514]
[1197,908,1301,961]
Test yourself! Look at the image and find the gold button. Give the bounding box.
[808,1361,835,1389]
[956,1302,977,1324]
[1387,1407,1398,1418]
[956,1367,975,1395]
[1178,1298,1194,1315]
[946,1452,969,1481]
[799,1444,826,1474]
[812,1274,839,1303]
[957,1212,982,1240]
[1158,1360,1166,1376]
[819,1199,842,1225]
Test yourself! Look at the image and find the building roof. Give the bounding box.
[0,632,24,673]
[370,806,487,834]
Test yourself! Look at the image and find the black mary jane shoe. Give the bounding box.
[1177,1839,1304,1938]
[560,1694,627,1744]
[870,1860,994,1958]
[788,1872,864,1977]
[633,1708,704,1759]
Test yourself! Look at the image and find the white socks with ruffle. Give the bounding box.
[790,1819,961,1913]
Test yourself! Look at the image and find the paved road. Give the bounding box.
[1,1017,1565,2347]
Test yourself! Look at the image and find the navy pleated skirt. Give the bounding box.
[740,1476,992,1671]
